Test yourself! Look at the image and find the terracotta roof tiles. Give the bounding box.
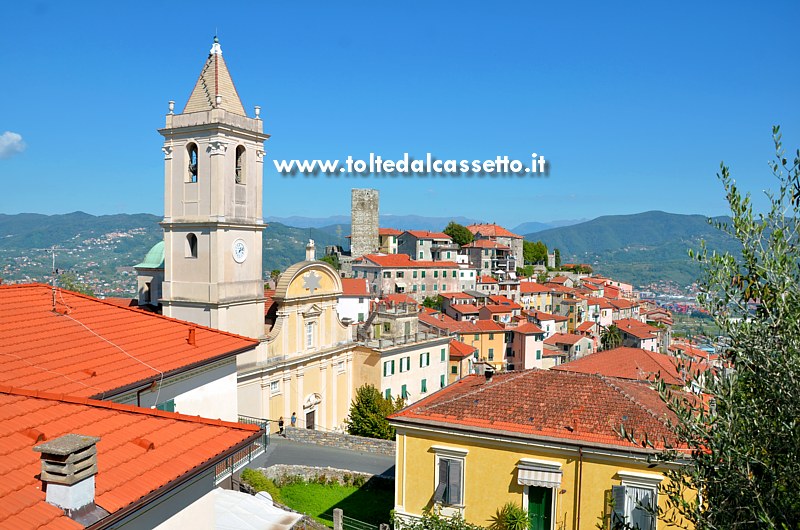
[465,223,522,239]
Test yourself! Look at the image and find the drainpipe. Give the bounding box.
[576,446,584,530]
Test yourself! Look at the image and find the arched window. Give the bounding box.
[186,233,198,258]
[235,145,246,184]
[187,143,198,183]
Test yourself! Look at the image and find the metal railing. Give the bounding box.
[213,415,269,484]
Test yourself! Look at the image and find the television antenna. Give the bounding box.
[31,245,80,310]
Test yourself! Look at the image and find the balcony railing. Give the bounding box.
[214,415,269,484]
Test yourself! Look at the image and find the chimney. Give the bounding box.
[484,367,495,383]
[187,327,197,346]
[306,239,316,261]
[34,434,101,517]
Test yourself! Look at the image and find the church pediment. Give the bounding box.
[302,304,323,318]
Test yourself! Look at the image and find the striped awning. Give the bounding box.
[517,459,562,488]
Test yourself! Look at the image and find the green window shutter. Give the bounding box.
[391,360,395,374]
[440,374,446,388]
[422,271,426,278]
[536,349,542,360]
[434,271,439,278]
[401,384,408,399]
[422,285,426,291]
[358,313,364,322]
[451,365,457,374]
[419,354,424,367]
[434,284,438,291]
[413,271,418,278]
[421,379,427,393]
[441,348,446,362]
[488,348,494,360]
[489,333,494,340]
[385,388,392,400]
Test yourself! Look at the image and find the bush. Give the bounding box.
[353,475,366,488]
[240,469,282,502]
[488,502,528,530]
[342,473,353,486]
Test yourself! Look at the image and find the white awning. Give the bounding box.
[517,459,562,488]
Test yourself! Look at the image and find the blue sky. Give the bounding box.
[1,1,798,227]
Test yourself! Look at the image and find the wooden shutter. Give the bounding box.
[611,485,627,527]
[433,459,448,502]
[447,459,462,505]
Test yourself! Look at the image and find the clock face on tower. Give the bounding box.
[232,239,248,263]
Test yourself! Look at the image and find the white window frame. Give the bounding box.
[269,379,281,396]
[432,446,468,515]
[305,321,315,350]
[613,471,663,530]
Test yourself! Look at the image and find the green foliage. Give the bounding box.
[58,271,95,297]
[642,127,800,529]
[319,253,340,270]
[517,265,536,278]
[600,325,622,351]
[240,468,282,502]
[279,479,393,527]
[536,271,549,283]
[345,384,404,440]
[423,295,443,310]
[444,221,474,246]
[553,248,561,268]
[393,509,485,530]
[488,502,528,530]
[523,240,548,264]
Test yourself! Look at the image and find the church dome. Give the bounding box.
[134,241,165,269]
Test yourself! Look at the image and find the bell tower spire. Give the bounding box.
[158,37,269,339]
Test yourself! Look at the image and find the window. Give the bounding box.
[442,285,446,291]
[611,472,662,530]
[446,252,451,258]
[452,271,457,278]
[474,334,479,340]
[358,312,364,322]
[396,271,405,278]
[460,272,464,278]
[422,285,426,292]
[186,143,198,182]
[235,145,246,184]
[536,349,542,360]
[484,261,489,268]
[419,252,424,259]
[383,360,395,376]
[421,379,427,393]
[489,333,494,340]
[433,284,438,291]
[440,374,446,388]
[413,285,418,292]
[384,271,391,278]
[385,388,392,400]
[441,348,446,362]
[451,365,458,374]
[186,233,198,258]
[421,271,426,279]
[433,447,467,507]
[488,348,494,360]
[401,384,408,399]
[306,322,314,349]
[383,322,391,333]
[413,270,418,278]
[336,361,346,374]
[420,352,430,367]
[399,357,410,373]
[269,380,280,395]
[434,271,439,278]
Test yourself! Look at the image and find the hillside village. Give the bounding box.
[0,38,718,530]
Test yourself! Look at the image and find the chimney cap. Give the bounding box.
[34,434,100,456]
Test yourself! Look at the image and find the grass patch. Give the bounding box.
[279,480,393,527]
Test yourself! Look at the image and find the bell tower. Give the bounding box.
[159,37,268,339]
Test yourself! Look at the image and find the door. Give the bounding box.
[528,487,552,530]
[305,410,315,430]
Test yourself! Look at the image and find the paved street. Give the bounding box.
[250,436,396,477]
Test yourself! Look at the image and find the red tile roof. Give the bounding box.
[519,282,553,294]
[549,276,569,284]
[488,295,518,306]
[554,347,685,386]
[513,323,545,335]
[379,228,402,236]
[0,386,260,529]
[0,285,258,398]
[576,321,597,333]
[439,292,474,300]
[264,289,276,315]
[382,293,418,306]
[403,230,451,240]
[543,333,587,346]
[480,304,515,314]
[357,254,458,268]
[615,319,659,340]
[526,310,569,323]
[449,339,477,360]
[465,223,522,239]
[390,370,677,451]
[419,312,502,334]
[341,278,369,297]
[462,240,510,250]
[477,275,497,284]
[450,304,480,314]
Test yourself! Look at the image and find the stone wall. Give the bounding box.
[258,464,393,484]
[283,426,396,457]
[351,188,379,259]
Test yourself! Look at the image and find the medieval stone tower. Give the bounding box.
[159,37,268,340]
[350,189,379,258]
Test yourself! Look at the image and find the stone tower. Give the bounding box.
[158,37,269,340]
[350,189,379,258]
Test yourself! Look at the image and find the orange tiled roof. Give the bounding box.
[526,310,569,323]
[576,321,597,333]
[480,304,515,314]
[341,278,369,297]
[379,228,402,236]
[449,339,477,360]
[549,276,569,284]
[615,318,659,340]
[0,284,258,398]
[439,292,474,300]
[465,223,522,239]
[488,295,518,306]
[419,312,502,334]
[264,289,276,315]
[357,254,458,268]
[462,240,510,250]
[513,323,545,335]
[477,275,497,284]
[554,347,685,386]
[403,230,451,240]
[382,293,418,305]
[0,386,260,529]
[450,304,480,314]
[389,370,677,451]
[520,282,553,294]
[543,333,586,346]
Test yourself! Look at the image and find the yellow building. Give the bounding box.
[237,250,358,433]
[389,369,691,530]
[419,313,507,372]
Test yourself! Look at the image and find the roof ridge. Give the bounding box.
[0,384,260,432]
[414,371,532,413]
[598,375,672,431]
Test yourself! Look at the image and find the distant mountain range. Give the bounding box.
[0,210,739,294]
[528,211,739,287]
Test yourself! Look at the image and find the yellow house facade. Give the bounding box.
[237,257,358,432]
[390,369,692,530]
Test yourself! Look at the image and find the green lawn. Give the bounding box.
[278,481,394,528]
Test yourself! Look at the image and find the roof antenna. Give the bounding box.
[36,245,76,311]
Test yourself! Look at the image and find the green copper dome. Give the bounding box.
[135,241,165,269]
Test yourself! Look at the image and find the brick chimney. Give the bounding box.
[34,434,100,517]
